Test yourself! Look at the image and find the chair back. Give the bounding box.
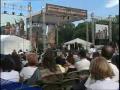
[64,71,80,79]
[41,73,64,83]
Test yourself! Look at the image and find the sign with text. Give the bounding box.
[46,4,87,19]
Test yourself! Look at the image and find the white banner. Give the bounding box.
[95,24,109,39]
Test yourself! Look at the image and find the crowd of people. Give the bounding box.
[0,42,119,90]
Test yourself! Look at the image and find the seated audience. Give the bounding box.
[101,45,119,81]
[20,53,38,82]
[85,45,119,88]
[87,57,119,90]
[20,53,28,67]
[112,54,119,70]
[1,55,19,82]
[75,49,90,71]
[40,49,65,81]
[92,51,100,59]
[55,55,67,72]
[11,52,22,72]
[66,52,77,73]
[73,51,80,62]
[88,44,97,59]
[111,42,119,70]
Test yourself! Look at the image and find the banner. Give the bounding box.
[95,24,109,39]
[46,4,87,19]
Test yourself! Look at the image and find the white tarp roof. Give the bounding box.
[64,38,92,47]
[1,35,31,54]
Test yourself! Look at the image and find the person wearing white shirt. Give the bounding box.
[101,45,119,81]
[75,49,90,71]
[87,77,119,90]
[20,53,38,81]
[88,44,97,59]
[73,52,80,62]
[86,57,119,90]
[85,60,119,88]
[1,70,19,82]
[1,55,20,82]
[85,45,119,88]
[20,66,37,81]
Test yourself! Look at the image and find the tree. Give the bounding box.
[73,22,92,42]
[58,22,92,45]
[112,15,119,42]
[58,23,75,44]
[73,23,86,40]
[57,15,119,45]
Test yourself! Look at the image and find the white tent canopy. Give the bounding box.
[64,38,92,49]
[1,35,32,54]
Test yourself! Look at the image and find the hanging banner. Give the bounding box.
[95,24,109,39]
[46,4,87,19]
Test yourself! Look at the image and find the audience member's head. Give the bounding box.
[18,49,22,52]
[12,49,17,55]
[56,56,66,66]
[90,44,95,48]
[26,53,38,66]
[79,49,87,58]
[62,51,67,58]
[66,53,75,65]
[1,55,15,72]
[67,51,73,57]
[92,52,100,59]
[42,49,57,72]
[11,53,22,72]
[101,45,114,60]
[11,53,20,60]
[90,57,114,80]
[20,53,26,60]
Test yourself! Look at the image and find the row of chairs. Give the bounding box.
[36,70,90,90]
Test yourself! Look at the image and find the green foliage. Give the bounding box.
[58,22,92,45]
[96,19,108,25]
[57,15,119,45]
[73,23,86,40]
[112,15,119,42]
[58,23,75,44]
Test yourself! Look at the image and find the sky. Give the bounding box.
[1,0,119,24]
[1,0,119,16]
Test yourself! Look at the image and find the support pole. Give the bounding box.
[86,20,89,49]
[28,2,33,51]
[56,24,59,46]
[42,8,47,51]
[108,15,112,42]
[91,13,95,44]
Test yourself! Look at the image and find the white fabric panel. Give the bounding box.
[1,35,31,54]
[64,38,92,49]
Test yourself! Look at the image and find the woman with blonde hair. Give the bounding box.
[87,57,119,90]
